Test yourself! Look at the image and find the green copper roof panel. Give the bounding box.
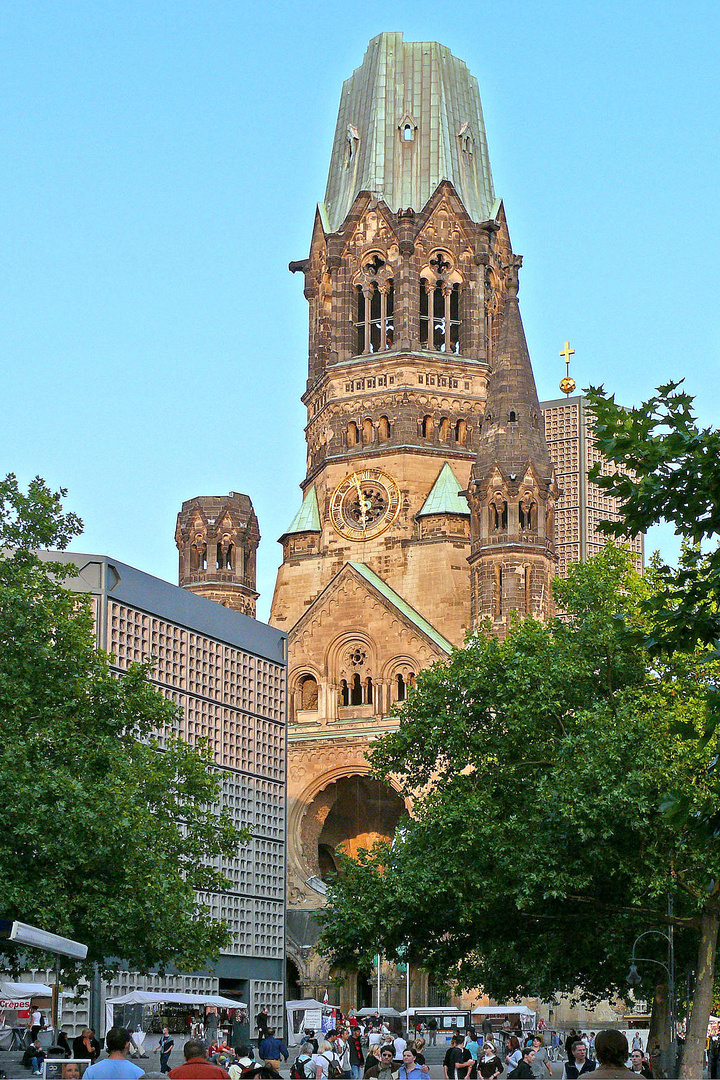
[324,32,495,232]
[283,486,321,535]
[417,463,470,518]
[348,561,453,654]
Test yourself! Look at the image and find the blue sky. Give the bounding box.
[2,1,718,620]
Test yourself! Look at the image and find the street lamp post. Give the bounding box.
[627,929,676,1077]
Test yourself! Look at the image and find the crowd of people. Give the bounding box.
[18,1003,720,1080]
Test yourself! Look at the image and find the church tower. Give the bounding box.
[175,492,260,616]
[467,259,558,631]
[272,33,557,1008]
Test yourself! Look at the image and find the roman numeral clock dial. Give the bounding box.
[330,469,401,541]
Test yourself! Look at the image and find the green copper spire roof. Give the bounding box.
[348,562,453,654]
[417,463,471,518]
[323,32,495,232]
[282,485,321,536]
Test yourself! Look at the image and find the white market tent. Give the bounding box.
[0,982,53,999]
[105,991,246,1035]
[471,1006,536,1017]
[359,1007,404,1017]
[286,999,338,1047]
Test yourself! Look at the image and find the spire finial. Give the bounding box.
[559,340,576,396]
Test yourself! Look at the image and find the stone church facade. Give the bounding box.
[175,34,637,1017]
[267,33,559,1008]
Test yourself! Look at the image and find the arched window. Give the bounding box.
[420,415,434,439]
[347,421,359,447]
[340,679,349,706]
[420,277,461,352]
[455,418,467,445]
[490,495,508,531]
[439,417,450,441]
[403,123,414,142]
[364,677,373,705]
[509,410,517,423]
[362,417,374,444]
[355,286,365,354]
[350,672,363,706]
[396,673,406,702]
[225,542,234,570]
[355,278,394,354]
[378,416,391,441]
[299,674,319,710]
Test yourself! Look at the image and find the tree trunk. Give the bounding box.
[680,906,720,1080]
[647,979,669,1078]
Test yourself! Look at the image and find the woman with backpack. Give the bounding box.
[314,1040,342,1079]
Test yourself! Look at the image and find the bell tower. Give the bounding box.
[467,258,558,631]
[271,32,520,648]
[175,492,260,617]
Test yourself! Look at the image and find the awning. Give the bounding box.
[0,982,53,998]
[105,991,246,1035]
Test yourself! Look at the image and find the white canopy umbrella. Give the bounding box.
[105,991,246,1035]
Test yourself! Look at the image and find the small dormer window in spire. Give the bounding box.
[398,114,417,144]
[345,124,360,167]
[457,121,474,156]
[509,410,517,423]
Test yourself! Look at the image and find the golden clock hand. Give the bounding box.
[353,475,367,530]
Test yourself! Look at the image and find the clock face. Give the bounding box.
[330,469,401,541]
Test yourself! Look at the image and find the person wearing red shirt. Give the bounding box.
[168,1041,231,1079]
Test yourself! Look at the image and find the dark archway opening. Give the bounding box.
[357,968,374,1009]
[286,957,302,1002]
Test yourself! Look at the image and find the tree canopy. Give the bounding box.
[0,474,245,979]
[321,380,720,1079]
[318,546,720,1076]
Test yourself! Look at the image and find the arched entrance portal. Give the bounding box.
[286,956,302,1002]
[301,774,406,884]
[357,968,374,1009]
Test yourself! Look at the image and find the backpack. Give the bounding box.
[291,1056,313,1079]
[325,1053,344,1079]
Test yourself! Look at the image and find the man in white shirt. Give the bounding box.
[394,1035,407,1059]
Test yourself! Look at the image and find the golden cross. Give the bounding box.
[560,341,575,367]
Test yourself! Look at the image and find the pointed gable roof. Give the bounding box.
[281,486,321,538]
[417,463,470,517]
[348,562,453,653]
[289,561,453,656]
[473,262,555,486]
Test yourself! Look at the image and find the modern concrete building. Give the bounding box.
[41,551,287,1035]
[540,395,644,577]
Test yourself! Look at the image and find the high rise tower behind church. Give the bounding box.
[270,33,557,1008]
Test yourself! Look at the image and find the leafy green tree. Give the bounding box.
[586,382,720,1077]
[0,474,246,980]
[318,546,717,1077]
